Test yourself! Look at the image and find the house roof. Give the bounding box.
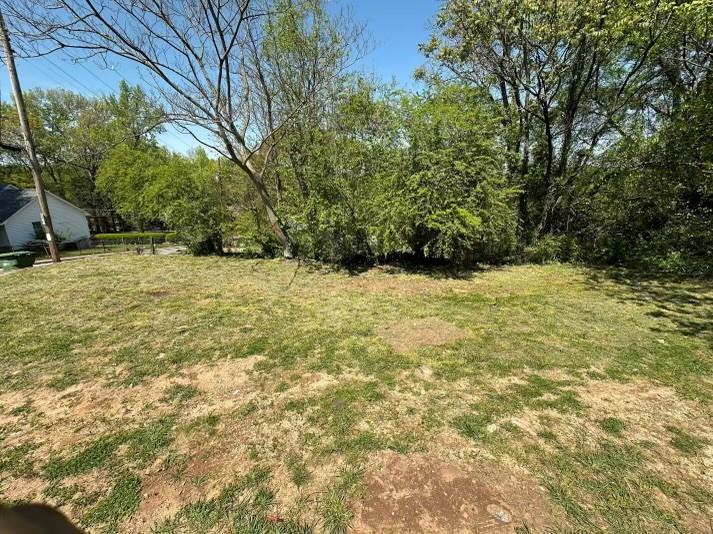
[0,183,89,224]
[0,184,35,224]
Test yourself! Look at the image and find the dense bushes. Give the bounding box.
[376,86,518,263]
[523,236,580,265]
[90,74,711,273]
[90,74,712,273]
[575,76,713,274]
[270,84,519,265]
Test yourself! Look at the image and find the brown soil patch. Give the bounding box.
[0,477,45,503]
[129,456,220,532]
[378,317,467,353]
[353,451,559,533]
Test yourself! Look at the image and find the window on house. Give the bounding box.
[32,221,44,239]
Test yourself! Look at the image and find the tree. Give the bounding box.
[106,81,164,148]
[98,145,229,254]
[277,79,400,261]
[578,71,713,272]
[3,0,364,257]
[0,83,163,218]
[379,84,518,263]
[422,0,713,239]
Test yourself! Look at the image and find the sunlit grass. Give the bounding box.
[1,255,711,532]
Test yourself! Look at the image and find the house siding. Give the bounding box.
[4,195,90,249]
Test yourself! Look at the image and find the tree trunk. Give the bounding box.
[244,159,292,258]
[538,106,555,235]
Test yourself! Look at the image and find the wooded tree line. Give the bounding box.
[1,0,711,271]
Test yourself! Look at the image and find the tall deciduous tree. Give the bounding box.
[2,0,364,256]
[422,0,713,238]
[0,83,163,215]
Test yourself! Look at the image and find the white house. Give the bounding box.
[0,184,91,250]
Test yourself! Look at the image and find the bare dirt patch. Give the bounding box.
[353,451,559,533]
[377,317,467,353]
[0,476,45,503]
[128,453,223,532]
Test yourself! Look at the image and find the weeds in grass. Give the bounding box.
[237,401,258,418]
[537,430,558,442]
[42,482,80,506]
[298,381,386,456]
[45,434,122,479]
[157,465,313,532]
[185,413,221,437]
[0,443,37,478]
[319,465,363,534]
[319,487,351,534]
[161,383,200,403]
[286,454,311,488]
[599,417,626,436]
[453,412,495,441]
[454,375,582,442]
[543,441,682,531]
[665,425,709,455]
[45,418,175,479]
[9,402,35,416]
[83,472,141,532]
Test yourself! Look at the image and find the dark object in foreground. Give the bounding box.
[0,251,36,271]
[0,504,82,533]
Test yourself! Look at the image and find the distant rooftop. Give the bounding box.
[0,184,35,223]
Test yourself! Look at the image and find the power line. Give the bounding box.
[70,57,117,93]
[8,39,196,153]
[13,36,107,98]
[0,11,61,262]
[40,56,106,98]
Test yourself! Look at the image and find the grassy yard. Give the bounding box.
[1,256,711,533]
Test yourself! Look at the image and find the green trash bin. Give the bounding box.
[0,251,37,271]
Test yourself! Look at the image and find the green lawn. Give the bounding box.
[1,256,711,532]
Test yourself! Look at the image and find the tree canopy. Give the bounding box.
[1,0,711,272]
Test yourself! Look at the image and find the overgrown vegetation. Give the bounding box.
[2,0,710,271]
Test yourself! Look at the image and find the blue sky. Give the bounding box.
[1,1,440,153]
[348,1,439,87]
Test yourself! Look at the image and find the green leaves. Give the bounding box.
[2,83,163,213]
[380,84,518,263]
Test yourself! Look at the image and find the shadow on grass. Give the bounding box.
[295,256,493,280]
[586,267,713,347]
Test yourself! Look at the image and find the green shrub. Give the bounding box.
[376,85,519,265]
[524,235,580,264]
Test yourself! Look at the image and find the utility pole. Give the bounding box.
[0,9,60,262]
